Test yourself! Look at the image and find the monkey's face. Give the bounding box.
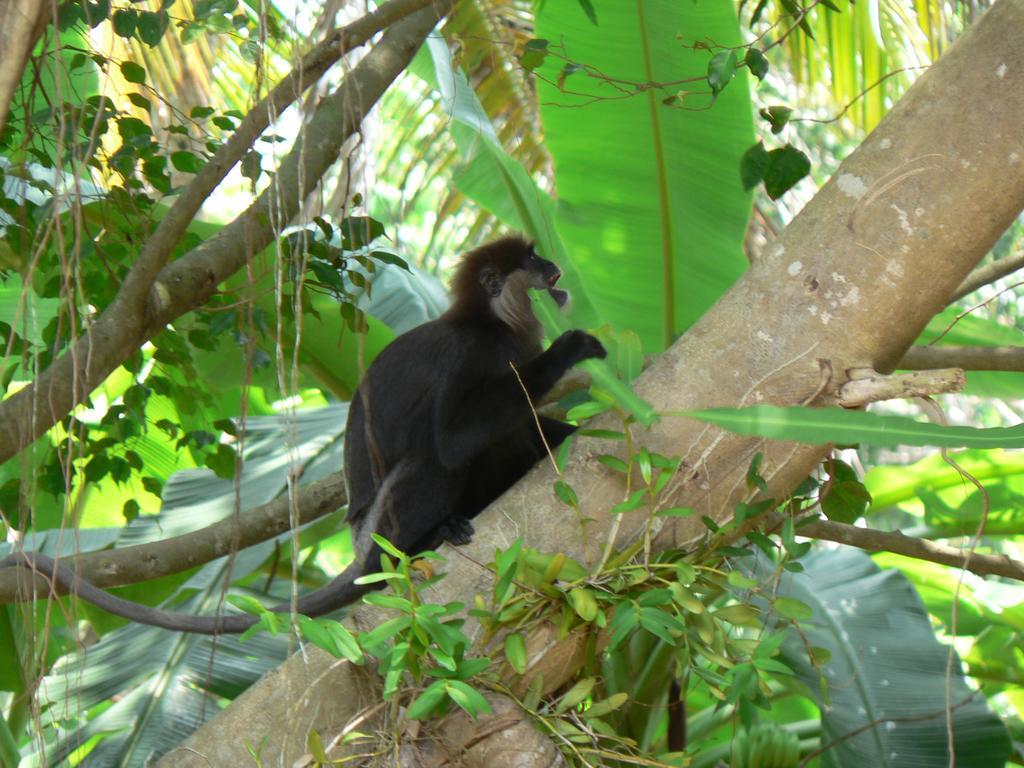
[522,246,569,307]
[478,241,570,307]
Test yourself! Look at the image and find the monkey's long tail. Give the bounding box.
[0,552,372,635]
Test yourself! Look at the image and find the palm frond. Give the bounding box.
[759,0,981,130]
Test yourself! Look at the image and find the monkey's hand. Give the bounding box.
[553,330,608,364]
[435,516,475,546]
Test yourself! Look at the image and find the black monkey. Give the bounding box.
[344,235,605,568]
[1,236,605,633]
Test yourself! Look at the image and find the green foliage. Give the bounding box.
[707,51,739,96]
[5,408,348,764]
[533,2,755,349]
[745,47,770,80]
[751,0,965,132]
[687,404,1024,449]
[278,216,402,334]
[574,0,597,26]
[760,145,811,199]
[437,454,811,763]
[519,38,549,71]
[302,537,493,722]
[740,140,811,199]
[3,0,1023,764]
[865,448,1024,538]
[820,457,872,524]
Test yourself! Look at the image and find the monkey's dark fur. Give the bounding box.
[1,236,605,633]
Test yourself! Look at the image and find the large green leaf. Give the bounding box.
[409,37,658,424]
[919,306,1024,348]
[752,548,1010,767]
[535,0,755,350]
[0,277,60,347]
[687,405,1024,448]
[413,34,596,326]
[358,260,449,334]
[864,449,1024,538]
[410,35,584,300]
[861,447,1024,554]
[27,620,289,767]
[865,449,1024,511]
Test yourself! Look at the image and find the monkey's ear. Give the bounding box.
[480,266,503,297]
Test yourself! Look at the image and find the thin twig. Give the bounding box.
[899,345,1024,372]
[799,519,1024,581]
[917,395,989,766]
[509,362,559,475]
[794,67,928,126]
[951,250,1024,301]
[926,280,1024,346]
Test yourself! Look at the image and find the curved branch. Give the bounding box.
[951,250,1024,301]
[0,473,345,601]
[0,0,452,465]
[899,345,1024,372]
[800,519,1024,582]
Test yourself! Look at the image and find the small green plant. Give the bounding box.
[296,533,492,721]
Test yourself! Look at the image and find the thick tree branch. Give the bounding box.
[0,473,345,601]
[951,250,1024,301]
[0,0,453,465]
[899,345,1024,372]
[800,518,1024,581]
[158,2,1024,763]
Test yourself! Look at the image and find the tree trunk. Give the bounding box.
[0,0,48,134]
[155,1,1024,764]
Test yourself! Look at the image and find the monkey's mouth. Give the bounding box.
[546,271,569,307]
